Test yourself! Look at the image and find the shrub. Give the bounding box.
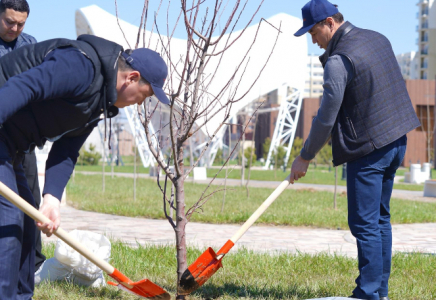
[78,144,102,166]
[244,147,257,167]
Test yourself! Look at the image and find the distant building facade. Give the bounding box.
[416,0,436,80]
[296,80,434,167]
[404,80,434,166]
[304,54,324,98]
[396,51,418,79]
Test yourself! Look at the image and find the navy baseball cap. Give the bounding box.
[121,48,170,105]
[294,0,339,37]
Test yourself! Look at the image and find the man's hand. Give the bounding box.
[36,194,60,237]
[289,155,311,184]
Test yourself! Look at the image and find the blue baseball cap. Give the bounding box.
[121,48,170,105]
[294,0,339,37]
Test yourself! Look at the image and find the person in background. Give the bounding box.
[0,0,46,273]
[291,0,420,299]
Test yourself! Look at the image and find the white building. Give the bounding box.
[304,54,324,98]
[396,51,418,80]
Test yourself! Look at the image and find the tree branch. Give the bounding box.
[114,0,132,49]
[135,0,149,49]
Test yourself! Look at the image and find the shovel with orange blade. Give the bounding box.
[0,181,171,300]
[178,174,292,295]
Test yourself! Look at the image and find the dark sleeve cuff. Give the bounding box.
[300,148,315,161]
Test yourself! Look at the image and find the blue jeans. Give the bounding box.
[0,139,35,300]
[347,135,407,300]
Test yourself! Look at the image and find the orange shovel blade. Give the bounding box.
[178,247,223,295]
[108,268,170,300]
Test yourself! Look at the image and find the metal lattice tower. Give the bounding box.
[195,131,225,167]
[263,85,303,170]
[123,104,163,167]
[96,119,118,166]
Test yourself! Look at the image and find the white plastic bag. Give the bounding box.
[34,257,71,285]
[55,230,111,281]
[36,230,111,287]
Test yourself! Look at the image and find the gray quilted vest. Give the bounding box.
[320,22,420,166]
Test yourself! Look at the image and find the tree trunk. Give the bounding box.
[241,128,245,186]
[189,137,194,184]
[246,114,257,197]
[222,125,231,212]
[175,147,187,298]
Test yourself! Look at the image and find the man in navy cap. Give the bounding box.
[0,34,169,299]
[290,0,420,299]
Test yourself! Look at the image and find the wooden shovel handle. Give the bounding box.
[230,175,291,243]
[0,181,115,275]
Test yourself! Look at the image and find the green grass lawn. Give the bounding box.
[208,166,344,184]
[75,164,150,174]
[74,163,424,191]
[66,174,436,230]
[390,183,425,191]
[35,242,436,300]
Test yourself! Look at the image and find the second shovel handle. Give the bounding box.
[0,181,115,275]
[230,175,291,243]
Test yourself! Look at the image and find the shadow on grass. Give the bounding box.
[190,282,335,300]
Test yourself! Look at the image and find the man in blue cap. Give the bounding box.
[290,0,420,299]
[0,34,169,299]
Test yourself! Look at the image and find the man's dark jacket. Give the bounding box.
[0,35,121,199]
[0,35,120,152]
[319,22,420,166]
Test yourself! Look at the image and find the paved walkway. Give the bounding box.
[42,171,436,258]
[43,205,436,258]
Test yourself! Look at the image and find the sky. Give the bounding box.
[25,0,418,56]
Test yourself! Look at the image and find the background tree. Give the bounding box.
[315,143,333,168]
[286,136,303,168]
[271,145,286,169]
[78,144,101,166]
[214,147,224,165]
[262,137,271,161]
[244,146,257,167]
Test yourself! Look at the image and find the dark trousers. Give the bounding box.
[347,135,407,300]
[0,140,35,300]
[22,151,46,271]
